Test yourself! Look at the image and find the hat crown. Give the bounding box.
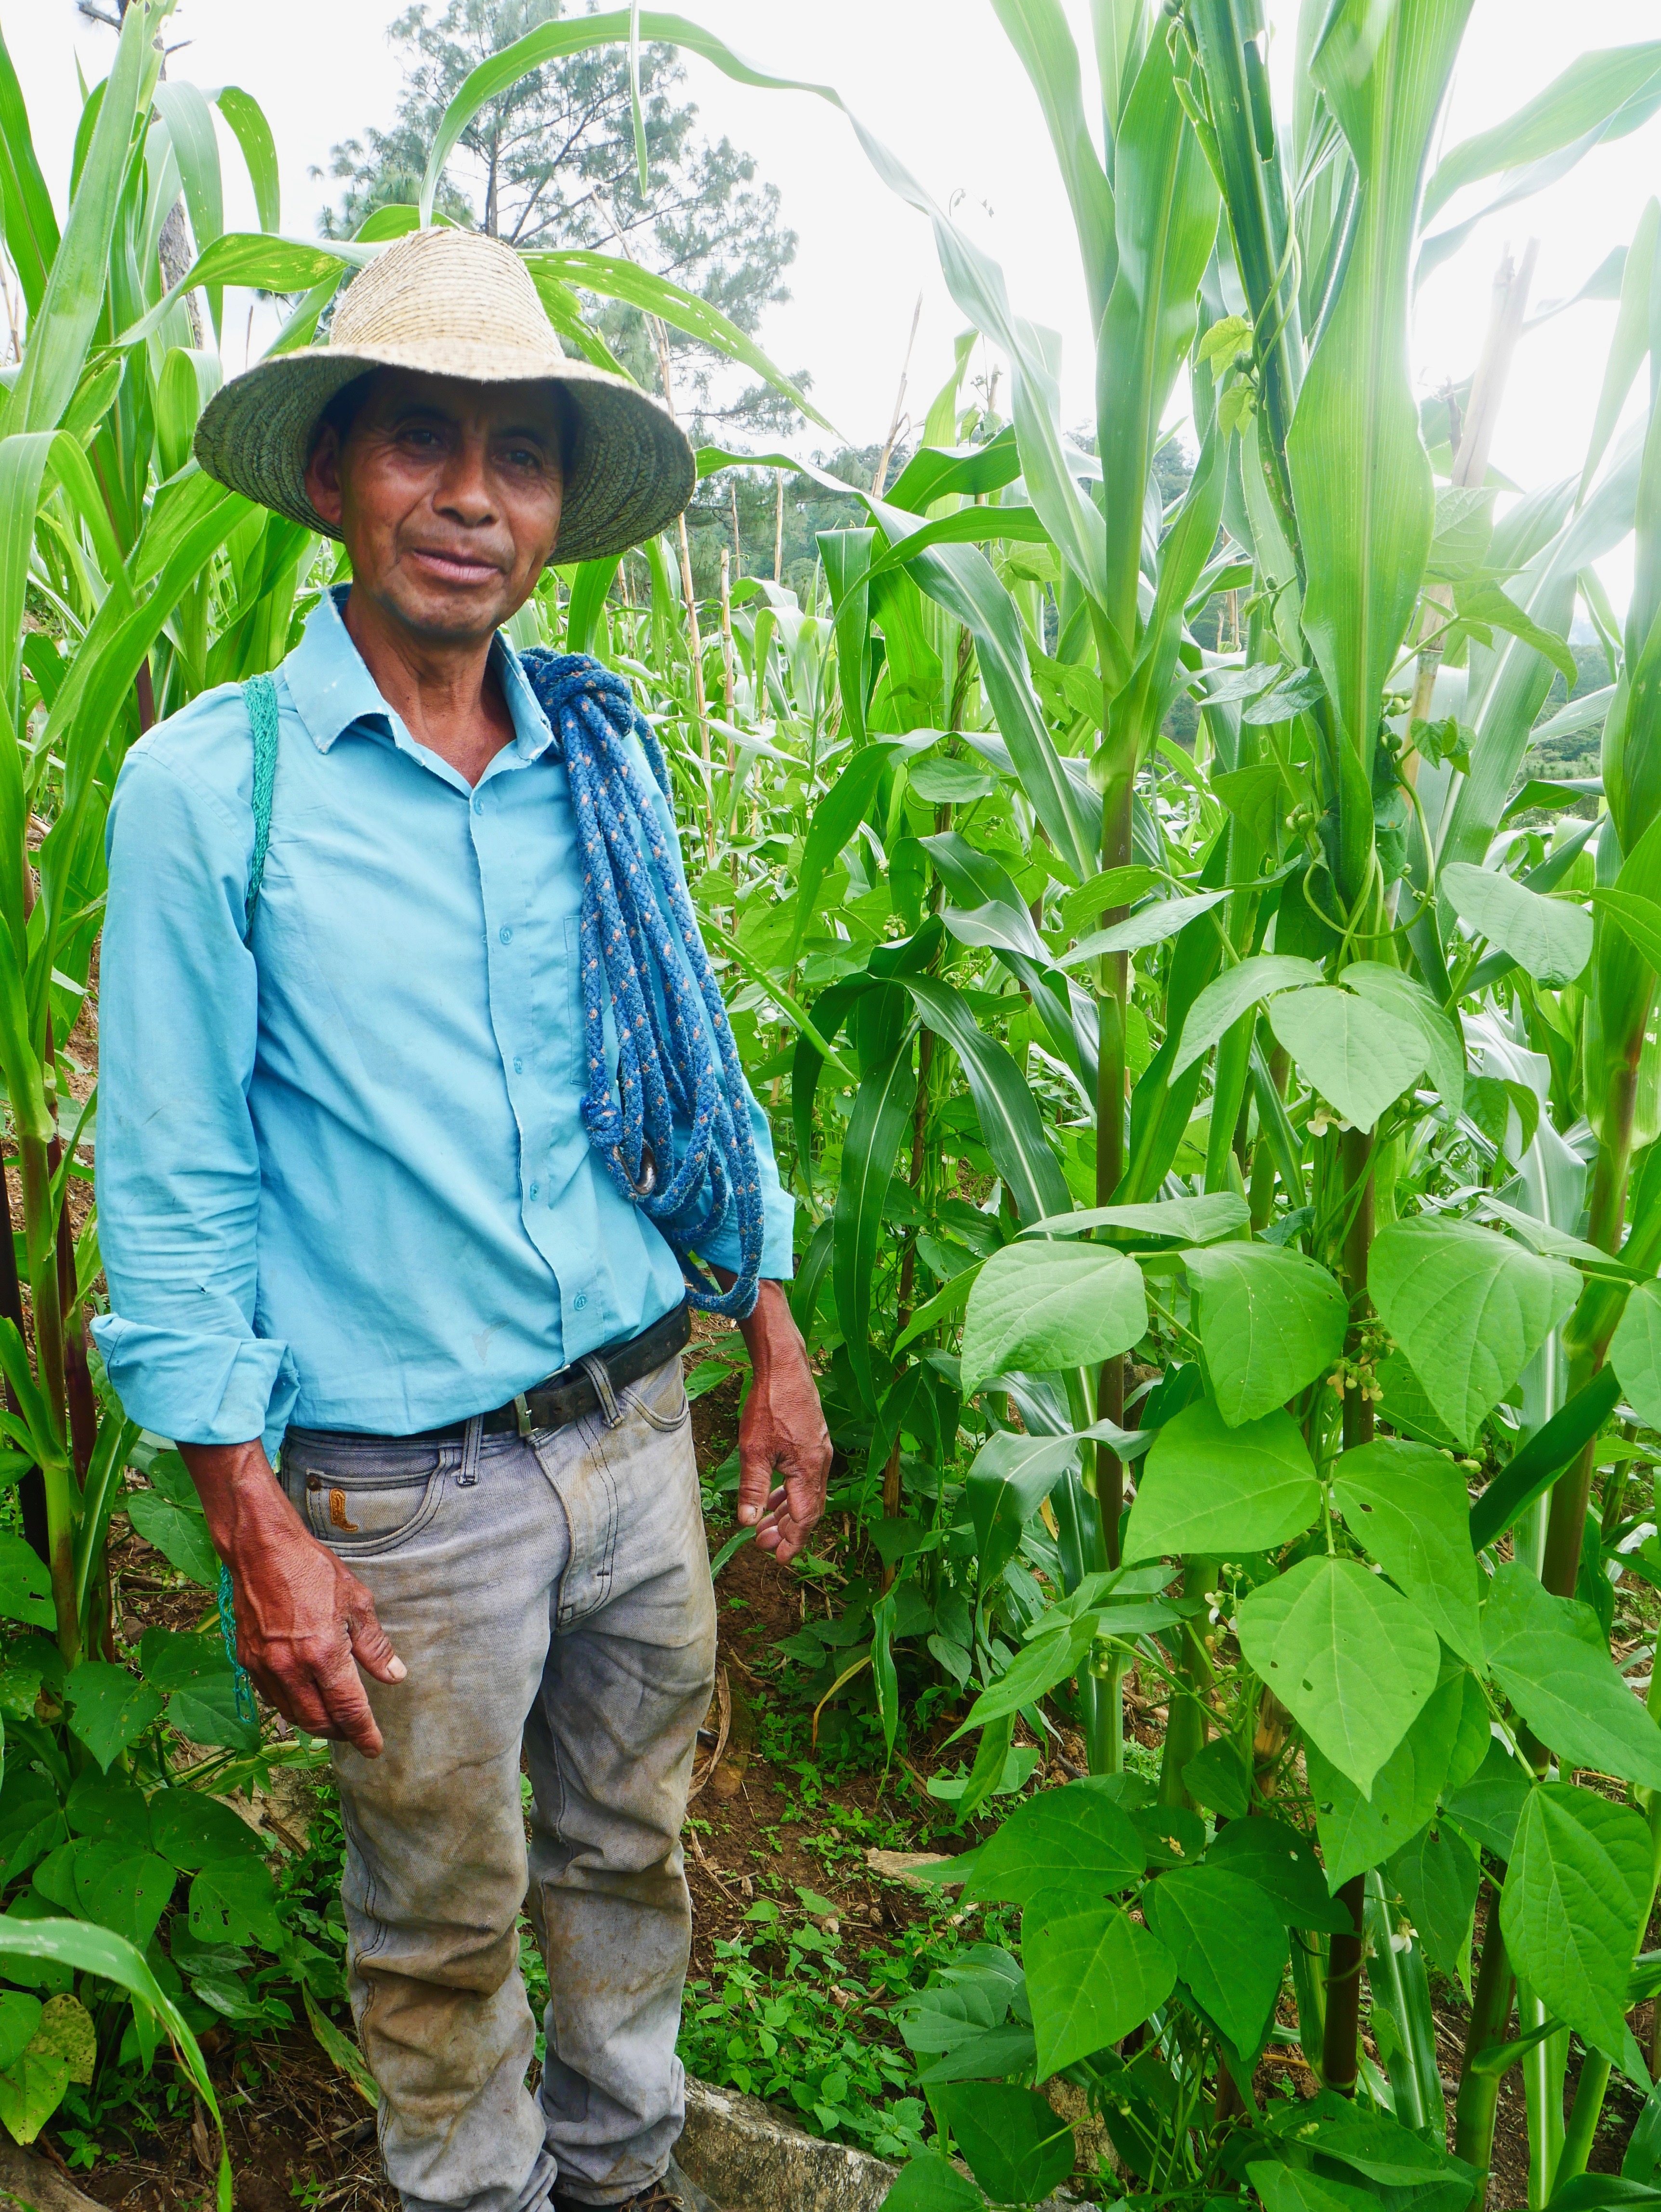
[330,225,556,360]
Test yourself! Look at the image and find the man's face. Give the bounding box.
[303,369,565,645]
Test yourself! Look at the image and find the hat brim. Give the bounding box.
[193,342,696,567]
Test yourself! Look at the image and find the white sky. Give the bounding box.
[8,0,1661,575]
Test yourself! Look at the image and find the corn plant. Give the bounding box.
[421,8,1661,2207]
[9,0,1661,2202]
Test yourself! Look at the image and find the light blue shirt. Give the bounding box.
[92,587,793,1460]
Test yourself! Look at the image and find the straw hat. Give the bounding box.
[194,225,695,566]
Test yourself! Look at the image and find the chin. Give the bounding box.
[395,580,514,642]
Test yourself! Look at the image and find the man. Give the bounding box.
[93,224,831,2212]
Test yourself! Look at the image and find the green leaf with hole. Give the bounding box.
[1185,1243,1348,1425]
[1236,1555,1440,1795]
[1611,1279,1661,1428]
[0,1536,54,1632]
[1332,1437,1484,1665]
[61,1662,165,1773]
[1268,986,1427,1129]
[1306,1668,1490,1885]
[0,2043,69,2142]
[22,1995,92,2089]
[69,1842,174,1952]
[963,1779,1146,1909]
[189,1856,281,1951]
[959,1242,1147,1397]
[1369,1218,1581,1449]
[1022,1907,1176,2076]
[149,1791,263,1873]
[1501,1783,1650,2058]
[1123,1397,1320,1562]
[1484,1561,1661,1788]
[930,2082,1076,2206]
[1443,862,1592,983]
[1143,1865,1287,2059]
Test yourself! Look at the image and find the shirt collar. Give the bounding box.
[283,584,555,764]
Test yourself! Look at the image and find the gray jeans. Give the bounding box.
[281,1355,716,2212]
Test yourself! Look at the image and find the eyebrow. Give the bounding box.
[385,406,552,444]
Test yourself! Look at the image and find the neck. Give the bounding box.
[340,585,513,786]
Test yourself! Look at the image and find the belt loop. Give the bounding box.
[457,1413,484,1488]
[579,1353,625,1429]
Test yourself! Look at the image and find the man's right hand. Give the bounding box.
[178,1440,405,1757]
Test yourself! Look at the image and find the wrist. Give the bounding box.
[737,1279,797,1372]
[178,1440,295,1559]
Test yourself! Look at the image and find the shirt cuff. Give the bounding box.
[90,1316,300,1465]
[695,1182,796,1281]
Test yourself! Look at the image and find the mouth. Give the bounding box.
[407,546,505,586]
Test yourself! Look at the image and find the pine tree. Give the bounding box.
[317,0,803,435]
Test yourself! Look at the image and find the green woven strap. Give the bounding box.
[243,671,279,941]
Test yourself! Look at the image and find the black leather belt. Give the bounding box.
[303,1302,692,1448]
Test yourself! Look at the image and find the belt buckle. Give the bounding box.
[514,1392,534,1439]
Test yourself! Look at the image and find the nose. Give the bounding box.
[433,424,496,527]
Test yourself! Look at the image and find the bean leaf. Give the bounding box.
[1123,1397,1321,1561]
[1236,1556,1440,1795]
[1331,1437,1484,1665]
[1021,1907,1176,2076]
[1185,1243,1348,1425]
[959,1242,1147,1398]
[1501,1783,1650,2058]
[1443,862,1592,984]
[1369,1218,1580,1449]
[1268,986,1427,1129]
[1484,1562,1661,1788]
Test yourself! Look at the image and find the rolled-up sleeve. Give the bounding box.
[90,744,298,1462]
[633,745,795,1281]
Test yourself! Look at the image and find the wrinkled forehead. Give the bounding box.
[349,365,567,440]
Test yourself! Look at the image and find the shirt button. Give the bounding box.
[472,794,483,814]
[499,925,513,944]
[573,1292,588,1311]
[513,1056,523,1074]
[528,1182,539,1200]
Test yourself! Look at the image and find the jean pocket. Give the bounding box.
[288,1442,449,1556]
[619,1354,690,1435]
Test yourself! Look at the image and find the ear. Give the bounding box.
[304,423,346,529]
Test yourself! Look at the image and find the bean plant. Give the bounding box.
[7,3,1661,2209]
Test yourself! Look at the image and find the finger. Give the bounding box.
[734,1445,779,1528]
[315,1652,385,1758]
[247,1662,335,1739]
[783,1465,826,1531]
[346,1591,407,1685]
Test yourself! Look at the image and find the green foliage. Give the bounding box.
[10,0,1661,2193]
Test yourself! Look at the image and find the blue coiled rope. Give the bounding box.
[520,648,765,1322]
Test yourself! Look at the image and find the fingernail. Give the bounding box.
[388,1659,407,1681]
[738,1503,757,1524]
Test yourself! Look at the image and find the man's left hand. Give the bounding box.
[730,1279,832,1568]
